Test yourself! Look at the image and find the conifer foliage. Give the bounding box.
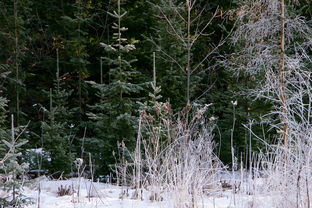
[0,115,29,207]
[40,44,78,174]
[0,0,311,193]
[87,0,144,173]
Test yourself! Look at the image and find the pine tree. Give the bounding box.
[0,66,27,207]
[61,0,91,119]
[87,0,144,173]
[0,0,31,126]
[0,115,29,208]
[40,89,76,175]
[136,52,172,200]
[40,44,78,175]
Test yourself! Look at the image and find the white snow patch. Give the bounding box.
[23,177,274,208]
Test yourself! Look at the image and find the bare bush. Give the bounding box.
[57,185,73,197]
[115,102,223,207]
[225,0,312,207]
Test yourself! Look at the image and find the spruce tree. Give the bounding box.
[0,66,24,194]
[61,0,91,118]
[40,89,76,175]
[40,45,78,175]
[0,114,29,207]
[87,0,143,173]
[0,0,31,125]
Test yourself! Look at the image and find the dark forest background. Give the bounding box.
[0,0,311,176]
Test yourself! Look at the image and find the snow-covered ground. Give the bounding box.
[23,177,274,208]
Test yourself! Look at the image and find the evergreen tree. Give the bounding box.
[40,89,77,175]
[0,115,29,207]
[0,0,32,125]
[87,0,144,174]
[61,0,91,118]
[40,46,78,175]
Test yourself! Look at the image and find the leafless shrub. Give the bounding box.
[115,103,223,207]
[57,185,73,196]
[225,0,312,207]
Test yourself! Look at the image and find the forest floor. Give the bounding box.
[23,176,274,208]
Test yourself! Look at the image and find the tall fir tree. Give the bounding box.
[40,44,78,175]
[0,114,29,207]
[86,0,144,174]
[0,0,32,126]
[61,0,91,119]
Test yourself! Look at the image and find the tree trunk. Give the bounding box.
[14,0,20,126]
[279,0,288,162]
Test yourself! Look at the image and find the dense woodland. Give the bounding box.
[0,0,311,179]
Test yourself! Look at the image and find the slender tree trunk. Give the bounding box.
[100,57,103,85]
[135,115,142,193]
[118,0,123,99]
[14,0,20,126]
[11,114,16,202]
[78,0,82,117]
[153,52,156,89]
[186,0,191,105]
[279,0,288,160]
[49,88,54,125]
[56,48,60,94]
